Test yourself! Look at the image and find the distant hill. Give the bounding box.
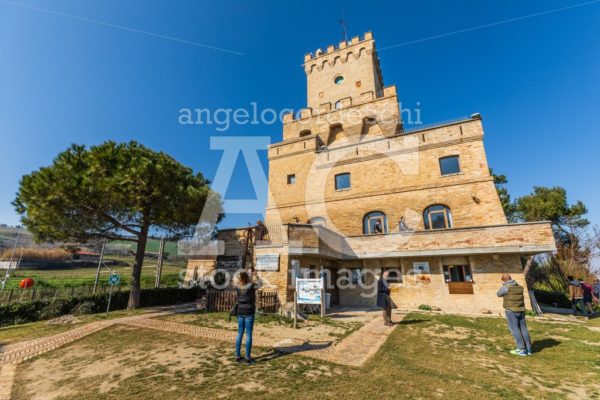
[0,226,179,257]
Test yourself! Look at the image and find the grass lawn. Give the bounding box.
[11,312,600,399]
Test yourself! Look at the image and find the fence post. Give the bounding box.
[31,288,36,301]
[7,289,13,304]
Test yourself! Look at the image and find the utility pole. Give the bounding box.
[17,247,24,268]
[93,240,106,294]
[1,226,21,291]
[155,238,165,288]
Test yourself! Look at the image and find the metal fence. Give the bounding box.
[0,284,124,305]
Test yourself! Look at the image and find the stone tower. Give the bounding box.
[304,31,384,110]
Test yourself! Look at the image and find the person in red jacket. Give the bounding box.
[580,280,596,317]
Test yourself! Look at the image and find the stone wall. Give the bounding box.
[258,253,528,314]
[303,32,382,112]
[184,259,217,284]
[254,246,291,304]
[266,118,509,236]
[386,254,530,315]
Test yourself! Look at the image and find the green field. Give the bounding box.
[2,255,186,290]
[0,226,186,290]
[107,239,179,256]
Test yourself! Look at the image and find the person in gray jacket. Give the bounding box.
[497,274,532,356]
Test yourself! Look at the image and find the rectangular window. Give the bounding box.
[382,268,402,283]
[439,155,461,175]
[351,268,362,284]
[335,173,351,190]
[430,210,448,229]
[443,265,473,283]
[287,174,296,184]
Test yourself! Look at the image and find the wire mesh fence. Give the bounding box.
[0,284,125,305]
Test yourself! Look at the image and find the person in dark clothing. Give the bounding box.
[235,271,261,365]
[377,270,393,326]
[373,220,383,234]
[567,275,587,316]
[580,280,596,317]
[497,274,532,356]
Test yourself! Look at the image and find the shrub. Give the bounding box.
[418,304,432,311]
[533,289,571,308]
[0,247,70,262]
[0,287,201,326]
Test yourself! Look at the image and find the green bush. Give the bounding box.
[0,287,201,326]
[533,289,571,308]
[418,304,432,311]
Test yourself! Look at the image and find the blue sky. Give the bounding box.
[0,0,599,230]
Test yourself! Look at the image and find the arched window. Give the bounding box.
[363,211,387,234]
[299,129,312,137]
[334,100,342,110]
[308,217,326,227]
[423,205,452,230]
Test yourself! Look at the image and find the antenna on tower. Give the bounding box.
[339,9,348,42]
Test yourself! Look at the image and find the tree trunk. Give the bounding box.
[522,255,543,315]
[522,256,535,289]
[127,224,148,310]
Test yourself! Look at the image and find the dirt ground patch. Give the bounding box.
[158,310,367,346]
[10,312,600,400]
[12,325,344,400]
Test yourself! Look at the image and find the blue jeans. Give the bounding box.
[505,310,532,351]
[235,315,255,359]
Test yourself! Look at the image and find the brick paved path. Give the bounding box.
[274,314,400,366]
[0,307,400,399]
[120,317,275,348]
[121,313,400,367]
[0,307,191,400]
[0,364,16,400]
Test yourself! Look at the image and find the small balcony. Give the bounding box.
[256,222,556,259]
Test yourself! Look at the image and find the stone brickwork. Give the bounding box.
[187,31,555,315]
[303,32,383,111]
[184,259,217,283]
[267,117,508,234]
[280,89,400,142]
[385,254,530,314]
[254,246,290,302]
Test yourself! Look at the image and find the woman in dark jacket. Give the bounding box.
[377,270,393,326]
[235,271,260,364]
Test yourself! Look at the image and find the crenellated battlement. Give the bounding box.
[303,31,374,63]
[303,31,382,110]
[282,85,397,124]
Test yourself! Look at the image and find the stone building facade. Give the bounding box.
[186,32,555,315]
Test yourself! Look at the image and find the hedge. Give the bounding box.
[0,287,201,327]
[533,289,571,309]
